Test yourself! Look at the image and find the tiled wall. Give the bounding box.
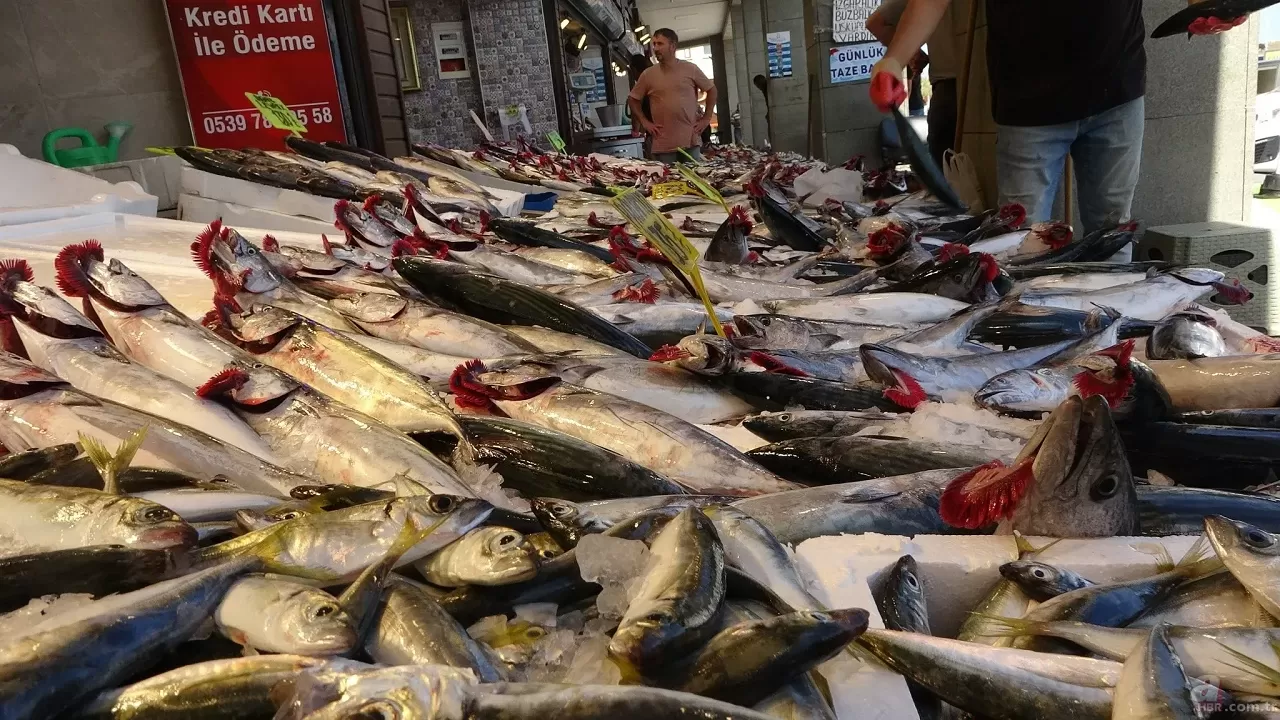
[469,0,560,139]
[401,0,487,148]
[0,0,192,161]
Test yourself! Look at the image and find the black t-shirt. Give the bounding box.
[986,0,1146,127]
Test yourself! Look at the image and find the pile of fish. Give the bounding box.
[3,141,1280,719]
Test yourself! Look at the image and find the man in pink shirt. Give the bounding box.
[627,28,718,163]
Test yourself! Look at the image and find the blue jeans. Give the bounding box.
[996,97,1144,241]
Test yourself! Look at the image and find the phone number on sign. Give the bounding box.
[201,104,334,134]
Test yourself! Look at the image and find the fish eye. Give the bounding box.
[353,701,399,720]
[313,602,338,618]
[644,612,666,624]
[540,549,557,559]
[1032,567,1049,580]
[526,627,547,640]
[550,503,574,518]
[1091,475,1119,500]
[778,413,792,422]
[1245,528,1275,549]
[210,474,232,484]
[498,533,518,546]
[277,510,303,521]
[141,506,176,523]
[428,495,455,514]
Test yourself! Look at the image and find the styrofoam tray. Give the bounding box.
[0,145,159,225]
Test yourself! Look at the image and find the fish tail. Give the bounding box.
[79,425,148,495]
[1174,534,1224,579]
[968,612,1046,639]
[1014,532,1062,558]
[1133,541,1176,573]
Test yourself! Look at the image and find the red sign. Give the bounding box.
[163,0,347,150]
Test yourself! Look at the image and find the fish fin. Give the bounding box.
[1214,639,1280,687]
[1146,470,1176,487]
[339,510,421,611]
[79,425,148,495]
[1012,531,1037,556]
[1134,542,1175,573]
[1212,278,1253,305]
[967,613,1044,639]
[1174,534,1224,579]
[53,240,105,298]
[939,458,1034,530]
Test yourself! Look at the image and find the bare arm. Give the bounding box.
[880,0,951,69]
[628,95,655,133]
[866,0,903,46]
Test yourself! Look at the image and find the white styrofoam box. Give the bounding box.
[0,145,159,224]
[74,155,183,213]
[0,213,327,319]
[179,193,338,236]
[795,533,1200,720]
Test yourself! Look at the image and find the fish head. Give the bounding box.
[860,344,941,409]
[0,351,67,398]
[526,531,566,562]
[400,494,494,551]
[97,496,198,551]
[942,395,1137,536]
[234,508,278,532]
[999,560,1089,601]
[448,359,562,414]
[880,555,928,632]
[1169,268,1226,286]
[0,260,102,353]
[531,497,589,549]
[297,666,474,720]
[1205,516,1280,573]
[1148,313,1226,360]
[330,292,408,323]
[274,243,348,275]
[272,585,359,655]
[52,241,168,311]
[676,334,737,375]
[192,221,282,295]
[216,302,302,345]
[975,367,1073,414]
[471,526,539,583]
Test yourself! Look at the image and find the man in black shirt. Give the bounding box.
[868,0,1147,239]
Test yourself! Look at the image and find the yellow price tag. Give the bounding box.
[245,92,307,136]
[145,146,177,156]
[676,163,727,211]
[610,189,725,338]
[651,181,694,200]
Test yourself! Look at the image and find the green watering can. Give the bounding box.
[42,122,133,168]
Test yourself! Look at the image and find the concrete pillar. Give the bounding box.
[723,35,740,143]
[762,0,810,153]
[1132,0,1257,225]
[729,4,755,145]
[805,0,886,166]
[742,0,771,146]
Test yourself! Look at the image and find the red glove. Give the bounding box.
[1188,14,1247,34]
[870,71,907,113]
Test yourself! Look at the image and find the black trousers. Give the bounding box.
[928,78,958,169]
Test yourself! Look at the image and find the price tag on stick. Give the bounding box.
[546,131,567,152]
[245,92,307,136]
[676,163,728,211]
[610,189,726,337]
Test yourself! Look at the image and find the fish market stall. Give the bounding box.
[3,137,1280,720]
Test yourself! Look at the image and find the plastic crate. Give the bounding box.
[1136,221,1277,333]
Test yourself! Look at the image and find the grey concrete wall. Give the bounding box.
[0,0,192,161]
[1132,0,1257,225]
[761,0,809,153]
[806,0,886,167]
[729,4,755,146]
[724,36,740,142]
[742,0,771,146]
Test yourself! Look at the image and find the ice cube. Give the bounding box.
[561,632,622,685]
[575,534,650,585]
[514,603,558,628]
[467,614,509,642]
[557,610,586,633]
[524,628,579,682]
[594,583,631,620]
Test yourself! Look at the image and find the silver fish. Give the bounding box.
[415,526,538,587]
[330,292,539,357]
[215,574,356,655]
[365,576,507,681]
[1112,624,1198,720]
